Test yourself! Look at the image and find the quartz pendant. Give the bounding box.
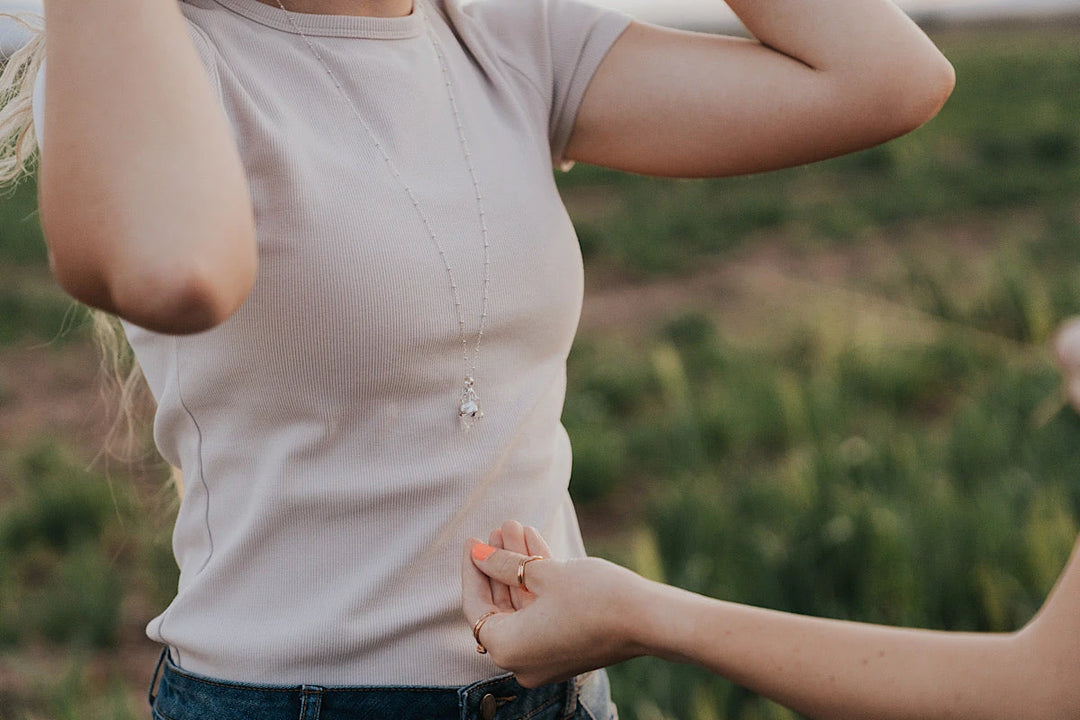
[459,378,483,431]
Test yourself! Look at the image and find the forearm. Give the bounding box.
[723,0,954,155]
[634,581,1048,720]
[39,0,256,333]
[727,0,935,67]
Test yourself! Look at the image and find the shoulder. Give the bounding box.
[435,0,630,165]
[444,0,629,45]
[438,0,630,90]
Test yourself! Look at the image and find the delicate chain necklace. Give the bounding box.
[273,0,491,431]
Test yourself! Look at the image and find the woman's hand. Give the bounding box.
[462,522,650,688]
[1054,318,1080,410]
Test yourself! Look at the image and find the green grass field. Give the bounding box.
[0,21,1078,720]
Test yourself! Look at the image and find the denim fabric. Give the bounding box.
[149,651,617,720]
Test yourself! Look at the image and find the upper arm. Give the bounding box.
[565,21,953,178]
[32,19,223,153]
[35,4,255,334]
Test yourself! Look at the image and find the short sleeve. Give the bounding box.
[454,0,632,169]
[31,18,223,153]
[543,0,631,168]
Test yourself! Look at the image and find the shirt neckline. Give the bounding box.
[209,0,426,39]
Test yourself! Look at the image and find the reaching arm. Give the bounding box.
[38,0,256,334]
[464,530,1080,720]
[567,0,955,177]
[637,537,1080,720]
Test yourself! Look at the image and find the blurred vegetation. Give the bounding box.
[573,317,1079,720]
[0,440,176,719]
[557,24,1080,720]
[0,20,1078,720]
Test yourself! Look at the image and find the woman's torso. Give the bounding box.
[125,0,630,685]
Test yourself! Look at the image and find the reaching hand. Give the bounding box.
[462,522,648,688]
[1055,317,1080,412]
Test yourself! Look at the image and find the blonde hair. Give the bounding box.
[0,13,43,185]
[1,15,184,499]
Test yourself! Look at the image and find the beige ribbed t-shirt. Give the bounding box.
[36,0,631,686]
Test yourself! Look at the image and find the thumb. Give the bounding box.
[1067,377,1080,414]
[471,542,546,590]
[462,538,496,624]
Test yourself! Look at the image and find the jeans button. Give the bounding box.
[480,693,497,720]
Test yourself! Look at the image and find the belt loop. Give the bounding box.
[298,685,325,720]
[147,646,169,709]
[561,676,581,720]
[458,681,471,720]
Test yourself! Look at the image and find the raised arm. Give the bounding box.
[567,0,955,177]
[464,533,1080,720]
[38,0,256,334]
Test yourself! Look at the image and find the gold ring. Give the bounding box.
[472,610,499,654]
[516,555,544,592]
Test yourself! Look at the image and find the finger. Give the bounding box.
[501,520,530,608]
[1054,317,1080,371]
[471,543,551,594]
[501,519,528,554]
[462,538,497,625]
[475,608,513,666]
[523,525,552,558]
[1055,320,1080,414]
[488,528,513,611]
[1068,377,1080,414]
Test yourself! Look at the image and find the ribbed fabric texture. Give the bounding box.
[34,0,631,686]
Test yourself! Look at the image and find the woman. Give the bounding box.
[462,322,1080,719]
[8,0,952,717]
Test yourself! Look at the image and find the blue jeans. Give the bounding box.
[149,650,617,720]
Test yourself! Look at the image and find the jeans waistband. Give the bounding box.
[149,649,578,720]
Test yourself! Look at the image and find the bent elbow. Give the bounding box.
[883,53,956,138]
[903,55,956,131]
[50,234,257,335]
[110,259,255,334]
